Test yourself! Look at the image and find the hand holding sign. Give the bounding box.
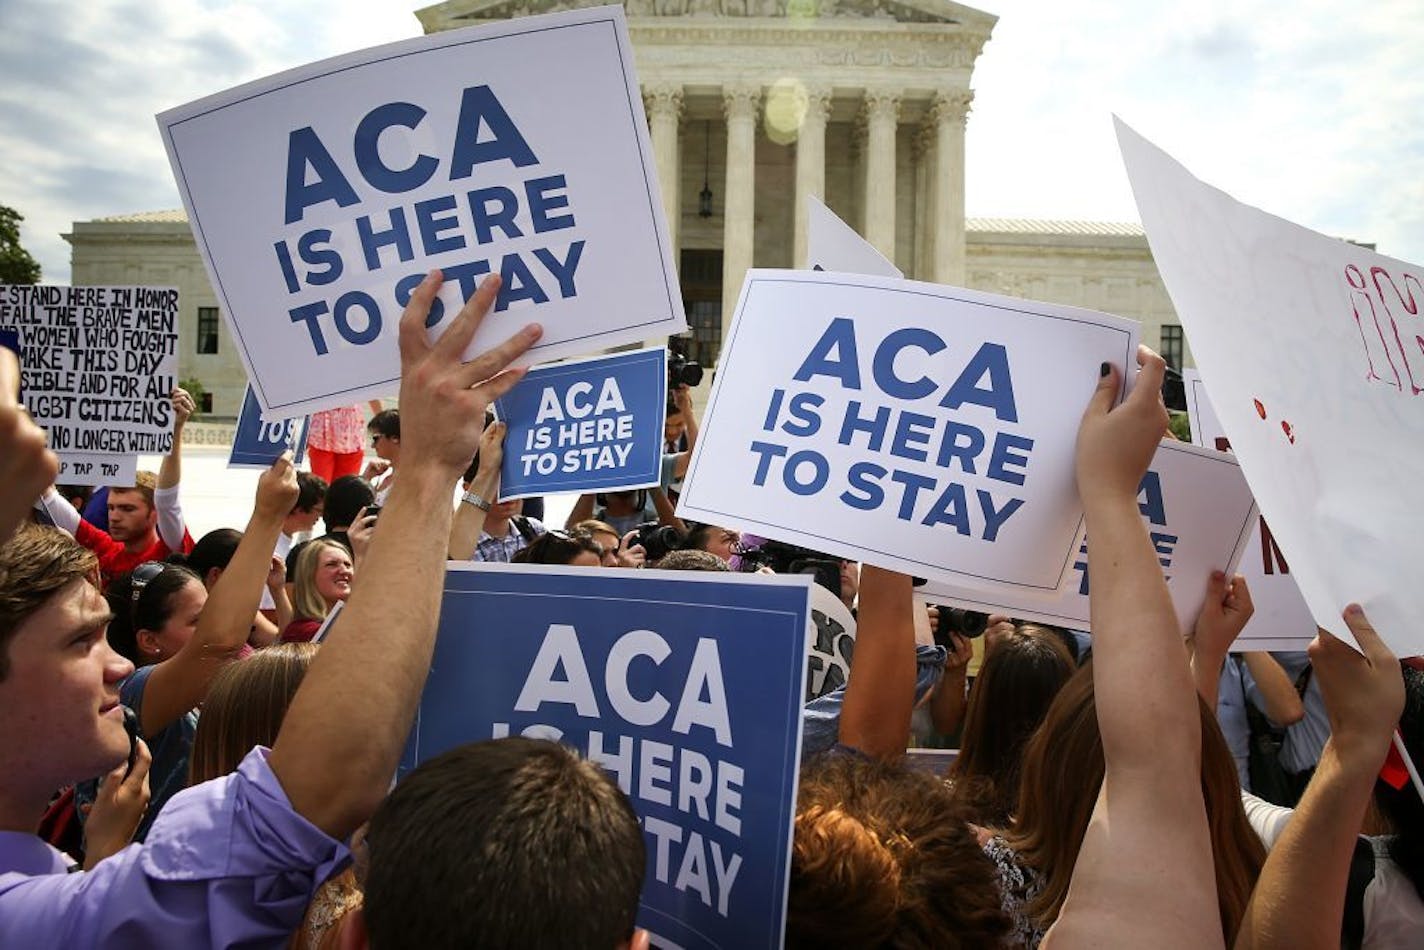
[398,271,541,480]
[0,347,58,545]
[1077,346,1169,508]
[254,451,300,522]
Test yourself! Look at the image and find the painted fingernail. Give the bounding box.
[1345,603,1364,617]
[1099,362,1110,377]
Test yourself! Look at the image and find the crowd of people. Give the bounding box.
[0,269,1419,947]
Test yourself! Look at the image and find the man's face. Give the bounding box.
[664,413,685,444]
[108,489,157,544]
[490,497,524,521]
[0,579,134,789]
[290,501,324,534]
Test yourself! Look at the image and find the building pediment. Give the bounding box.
[417,0,997,30]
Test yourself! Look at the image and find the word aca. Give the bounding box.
[494,623,744,919]
[752,318,1033,542]
[274,84,585,357]
[521,377,633,475]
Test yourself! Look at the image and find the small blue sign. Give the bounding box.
[228,385,308,468]
[0,329,20,400]
[493,347,666,500]
[406,564,811,949]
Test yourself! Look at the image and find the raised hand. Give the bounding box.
[1076,345,1169,508]
[396,271,541,480]
[1311,607,1405,770]
[254,451,299,522]
[1190,571,1254,659]
[0,348,57,545]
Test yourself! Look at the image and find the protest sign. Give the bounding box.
[677,270,1139,591]
[55,453,139,488]
[806,583,856,702]
[0,285,178,462]
[492,347,665,500]
[159,5,685,417]
[1184,369,1317,650]
[805,195,902,278]
[405,563,810,949]
[1116,119,1423,654]
[229,385,309,469]
[918,439,1257,633]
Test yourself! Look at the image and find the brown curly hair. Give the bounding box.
[788,753,1010,948]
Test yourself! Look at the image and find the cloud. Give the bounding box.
[2,0,1420,281]
[966,0,1424,263]
[0,0,420,283]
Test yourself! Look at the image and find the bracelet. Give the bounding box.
[461,489,492,512]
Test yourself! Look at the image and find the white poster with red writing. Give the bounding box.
[1119,119,1423,656]
[1185,370,1317,651]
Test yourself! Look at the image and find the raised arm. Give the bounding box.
[1242,653,1306,727]
[671,383,698,480]
[1189,571,1255,708]
[0,349,58,546]
[1236,612,1403,950]
[1047,348,1222,950]
[154,388,194,550]
[448,422,505,560]
[837,566,917,759]
[268,271,540,839]
[564,492,596,531]
[138,454,297,736]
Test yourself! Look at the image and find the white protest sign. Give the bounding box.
[0,285,178,457]
[1117,119,1423,655]
[677,270,1139,590]
[55,453,139,488]
[1184,369,1317,650]
[919,439,1257,633]
[160,5,685,417]
[806,583,857,701]
[805,195,902,278]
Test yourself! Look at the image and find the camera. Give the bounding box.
[669,352,704,389]
[736,539,843,600]
[925,606,989,651]
[634,521,684,562]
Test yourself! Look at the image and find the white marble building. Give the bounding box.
[65,0,1192,414]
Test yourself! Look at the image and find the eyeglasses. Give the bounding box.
[130,561,167,603]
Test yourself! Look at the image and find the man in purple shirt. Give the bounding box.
[0,272,541,946]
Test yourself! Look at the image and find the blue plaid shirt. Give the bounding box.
[474,517,545,562]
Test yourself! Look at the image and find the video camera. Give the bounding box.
[735,538,842,601]
[669,352,703,390]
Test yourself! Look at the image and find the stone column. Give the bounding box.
[792,85,832,268]
[930,90,972,285]
[861,89,900,261]
[644,83,684,259]
[722,84,760,338]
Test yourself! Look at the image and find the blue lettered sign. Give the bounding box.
[228,385,308,468]
[493,347,666,500]
[159,6,685,418]
[406,564,811,949]
[918,439,1257,633]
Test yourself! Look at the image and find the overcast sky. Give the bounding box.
[2,0,1420,283]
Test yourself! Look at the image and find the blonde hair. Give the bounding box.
[188,642,317,784]
[292,538,350,623]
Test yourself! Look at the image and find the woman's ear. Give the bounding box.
[136,628,163,657]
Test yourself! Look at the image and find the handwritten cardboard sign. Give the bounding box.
[160,5,685,416]
[1184,369,1317,650]
[0,285,177,481]
[1117,118,1423,654]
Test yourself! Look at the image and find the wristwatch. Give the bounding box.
[461,489,492,512]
